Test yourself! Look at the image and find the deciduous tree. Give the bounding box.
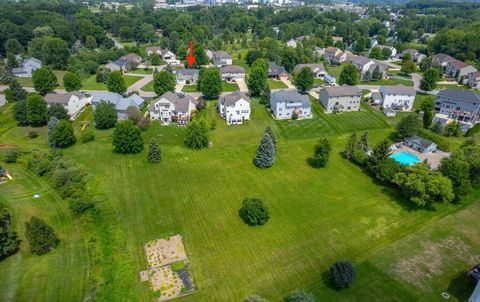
[106,71,127,94]
[153,70,176,96]
[32,67,58,95]
[339,64,359,85]
[25,216,59,255]
[112,121,144,154]
[294,67,314,94]
[94,101,117,129]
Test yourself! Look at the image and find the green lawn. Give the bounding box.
[361,78,414,86]
[181,82,239,93]
[17,70,66,89]
[128,68,153,75]
[81,74,142,90]
[414,93,435,111]
[1,93,480,302]
[267,79,288,89]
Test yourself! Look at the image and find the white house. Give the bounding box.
[206,50,232,66]
[270,89,312,120]
[286,39,297,48]
[12,57,42,78]
[293,63,326,78]
[90,92,145,120]
[145,47,180,65]
[218,91,250,125]
[44,93,89,119]
[220,65,245,81]
[378,85,416,111]
[149,92,197,125]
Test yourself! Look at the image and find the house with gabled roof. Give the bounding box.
[12,57,42,78]
[149,92,197,125]
[401,49,426,63]
[270,89,312,120]
[218,91,250,125]
[324,47,347,64]
[105,58,132,72]
[220,65,245,81]
[44,93,89,119]
[434,89,480,130]
[377,85,416,111]
[432,53,456,68]
[446,59,477,81]
[176,69,199,84]
[121,53,142,65]
[145,47,180,65]
[90,92,145,120]
[268,62,288,80]
[206,50,232,67]
[467,71,480,89]
[293,63,326,78]
[319,85,361,113]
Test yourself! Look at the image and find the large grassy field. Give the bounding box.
[0,98,479,302]
[17,70,67,89]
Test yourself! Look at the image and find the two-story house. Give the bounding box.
[206,50,232,67]
[90,92,145,120]
[467,71,480,90]
[105,58,132,72]
[218,92,250,125]
[270,89,312,120]
[324,47,347,64]
[44,93,90,119]
[268,62,288,80]
[145,47,180,65]
[349,55,386,80]
[293,63,326,78]
[446,60,477,81]
[149,92,197,125]
[220,65,245,82]
[434,89,480,130]
[319,85,361,113]
[374,85,416,111]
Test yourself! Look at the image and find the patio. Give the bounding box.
[390,144,450,170]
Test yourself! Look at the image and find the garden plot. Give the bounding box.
[141,235,196,301]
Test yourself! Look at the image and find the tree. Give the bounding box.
[248,65,268,97]
[260,84,271,106]
[431,121,444,134]
[198,68,222,99]
[26,93,48,126]
[339,64,359,86]
[8,79,27,102]
[381,47,392,60]
[358,130,369,152]
[106,71,127,94]
[6,52,18,68]
[150,53,161,66]
[32,67,58,95]
[369,47,382,59]
[48,103,70,120]
[394,115,419,140]
[85,35,97,50]
[309,137,331,168]
[420,68,439,91]
[239,198,269,226]
[63,71,82,92]
[284,290,315,302]
[329,261,357,288]
[444,121,461,137]
[254,131,276,168]
[264,126,277,151]
[0,207,21,260]
[420,99,434,129]
[184,118,209,149]
[47,116,59,147]
[13,99,28,125]
[147,139,162,163]
[440,154,471,200]
[343,132,357,160]
[246,49,263,66]
[462,144,480,184]
[400,61,416,75]
[25,216,59,255]
[4,38,23,54]
[371,65,382,80]
[294,67,315,94]
[244,295,270,302]
[50,120,76,149]
[94,101,118,129]
[153,70,176,96]
[0,61,14,84]
[367,140,391,172]
[402,53,412,62]
[126,106,142,124]
[112,121,144,154]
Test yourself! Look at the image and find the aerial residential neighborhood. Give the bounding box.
[1,0,480,302]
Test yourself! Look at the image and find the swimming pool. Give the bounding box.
[389,151,421,166]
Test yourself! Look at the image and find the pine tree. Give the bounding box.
[343,132,357,160]
[254,132,276,168]
[264,126,277,151]
[147,139,162,163]
[358,130,369,152]
[47,116,59,147]
[372,65,382,80]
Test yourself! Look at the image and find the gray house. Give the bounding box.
[319,85,361,113]
[268,62,288,80]
[0,94,6,107]
[220,65,245,81]
[404,135,437,153]
[293,63,326,78]
[435,89,480,129]
[270,89,312,120]
[105,58,132,72]
[176,69,199,84]
[90,92,145,120]
[12,57,42,77]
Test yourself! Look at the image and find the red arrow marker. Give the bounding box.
[186,39,196,68]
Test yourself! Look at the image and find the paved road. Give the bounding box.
[108,35,124,49]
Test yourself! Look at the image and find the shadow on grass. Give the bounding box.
[447,272,477,301]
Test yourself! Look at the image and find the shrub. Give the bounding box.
[147,139,161,163]
[80,131,95,143]
[244,295,270,302]
[25,216,59,255]
[284,289,316,302]
[49,120,76,148]
[308,137,331,168]
[0,206,21,260]
[112,121,144,154]
[28,131,38,139]
[239,198,269,226]
[68,198,95,214]
[329,261,357,288]
[4,149,19,163]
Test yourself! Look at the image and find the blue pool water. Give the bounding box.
[389,151,421,166]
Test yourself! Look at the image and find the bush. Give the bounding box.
[244,295,270,302]
[24,216,59,255]
[4,149,19,163]
[80,131,95,143]
[308,137,331,168]
[50,120,76,148]
[94,101,117,129]
[284,289,316,302]
[28,131,38,139]
[184,118,209,149]
[329,261,357,288]
[239,198,269,226]
[0,206,21,261]
[68,198,95,214]
[112,121,144,154]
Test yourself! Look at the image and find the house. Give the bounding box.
[268,62,288,80]
[220,65,245,81]
[0,94,6,107]
[404,135,437,153]
[218,91,250,125]
[293,64,326,78]
[324,47,347,64]
[431,53,456,68]
[149,92,197,125]
[319,85,361,113]
[44,93,89,119]
[286,39,297,48]
[383,108,396,117]
[374,45,397,58]
[206,50,232,66]
[401,49,426,63]
[377,85,416,111]
[12,57,42,78]
[90,92,145,120]
[145,47,180,65]
[349,55,387,80]
[467,71,480,89]
[332,36,343,43]
[270,89,312,120]
[121,53,142,65]
[313,47,325,58]
[446,60,477,81]
[105,58,132,72]
[176,69,199,84]
[434,89,480,130]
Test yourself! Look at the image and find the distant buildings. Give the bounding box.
[105,58,132,72]
[446,60,477,81]
[149,92,197,125]
[319,85,361,113]
[371,85,416,111]
[467,71,480,89]
[431,53,456,68]
[206,50,232,67]
[293,63,326,78]
[400,49,426,63]
[270,89,311,120]
[90,92,145,120]
[349,55,387,80]
[371,45,397,58]
[218,92,251,125]
[434,89,480,130]
[12,57,42,78]
[44,93,90,119]
[324,47,347,64]
[145,47,180,65]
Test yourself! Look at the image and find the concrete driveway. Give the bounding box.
[235,78,248,92]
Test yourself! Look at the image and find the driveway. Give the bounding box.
[127,74,153,94]
[280,77,295,89]
[235,78,248,92]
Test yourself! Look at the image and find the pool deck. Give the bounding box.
[391,145,450,170]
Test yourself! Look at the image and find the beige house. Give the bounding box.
[319,85,361,113]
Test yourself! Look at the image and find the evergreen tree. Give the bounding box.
[260,84,271,106]
[329,261,357,288]
[343,132,357,159]
[184,118,209,149]
[94,101,118,129]
[284,290,316,302]
[112,121,144,154]
[147,139,162,163]
[358,130,369,152]
[254,131,276,168]
[32,67,58,95]
[264,126,277,151]
[25,216,59,255]
[13,99,28,126]
[394,114,419,139]
[26,93,48,126]
[0,60,14,84]
[153,70,176,96]
[47,116,59,147]
[50,120,76,148]
[8,79,27,102]
[294,67,315,94]
[420,99,434,129]
[106,71,127,94]
[0,206,21,260]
